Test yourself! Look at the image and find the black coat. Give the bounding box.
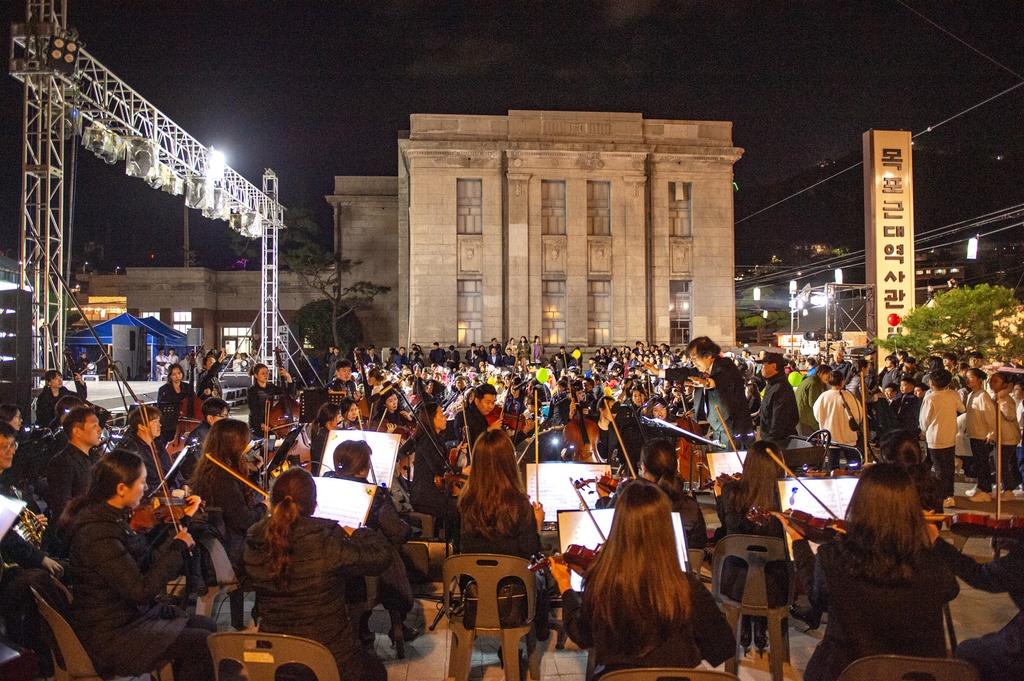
[460,496,539,559]
[759,372,800,443]
[42,443,93,520]
[34,380,87,428]
[120,432,181,492]
[561,574,734,671]
[804,540,958,681]
[667,358,752,440]
[403,432,459,522]
[0,483,46,569]
[65,499,191,676]
[190,467,266,571]
[244,517,392,672]
[716,481,790,607]
[453,401,489,462]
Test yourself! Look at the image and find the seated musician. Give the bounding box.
[336,397,362,430]
[157,363,197,436]
[309,402,345,471]
[243,467,393,681]
[364,367,386,414]
[596,438,708,549]
[372,388,415,434]
[715,440,796,653]
[545,379,572,427]
[43,405,104,522]
[34,367,87,428]
[196,350,226,399]
[328,440,417,650]
[121,404,182,491]
[188,419,269,630]
[246,362,292,439]
[0,421,67,677]
[181,397,230,479]
[402,403,462,543]
[933,519,1024,680]
[551,479,734,675]
[452,383,501,462]
[457,429,550,638]
[61,449,215,681]
[328,359,360,397]
[795,463,959,681]
[0,403,24,431]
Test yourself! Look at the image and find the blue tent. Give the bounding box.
[66,313,188,379]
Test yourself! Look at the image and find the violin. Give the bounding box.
[529,544,599,576]
[130,496,198,532]
[747,507,847,544]
[950,512,1024,540]
[573,474,627,495]
[166,393,204,455]
[562,386,600,462]
[266,347,301,438]
[434,472,467,497]
[705,472,742,492]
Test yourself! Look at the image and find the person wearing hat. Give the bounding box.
[757,352,800,444]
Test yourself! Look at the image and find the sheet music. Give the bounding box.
[557,508,688,590]
[322,430,401,486]
[525,462,610,522]
[0,495,27,541]
[706,450,747,480]
[312,476,377,529]
[163,447,190,483]
[777,477,859,520]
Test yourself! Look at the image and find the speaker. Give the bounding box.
[112,325,147,380]
[0,289,33,414]
[186,327,203,347]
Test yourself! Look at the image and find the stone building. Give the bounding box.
[330,110,743,351]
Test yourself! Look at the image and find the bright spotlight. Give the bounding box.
[762,310,768,319]
[967,236,978,260]
[753,287,761,301]
[789,280,798,295]
[208,148,226,183]
[834,268,843,284]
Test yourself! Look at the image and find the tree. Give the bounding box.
[874,284,1024,360]
[293,298,364,355]
[279,209,389,355]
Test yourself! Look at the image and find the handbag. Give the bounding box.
[840,391,860,431]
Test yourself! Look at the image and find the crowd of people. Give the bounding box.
[1,334,1022,680]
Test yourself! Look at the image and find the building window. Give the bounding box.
[669,182,692,237]
[541,180,566,235]
[141,311,160,319]
[456,179,483,234]
[457,279,483,346]
[588,280,612,347]
[542,280,567,346]
[669,280,692,347]
[172,310,192,334]
[587,181,611,236]
[221,326,253,357]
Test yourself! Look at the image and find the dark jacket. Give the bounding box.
[0,483,46,569]
[34,380,87,428]
[120,432,181,492]
[402,432,459,522]
[759,372,800,443]
[65,499,191,676]
[42,442,93,520]
[561,574,734,671]
[716,480,791,607]
[243,516,392,671]
[453,401,489,463]
[190,467,266,570]
[934,536,1024,609]
[460,496,539,559]
[247,382,288,434]
[196,360,223,399]
[804,540,958,681]
[667,358,752,440]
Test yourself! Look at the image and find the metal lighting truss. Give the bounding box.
[10,0,284,374]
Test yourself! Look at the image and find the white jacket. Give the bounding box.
[920,388,965,449]
[993,387,1022,447]
[812,388,863,446]
[964,389,997,442]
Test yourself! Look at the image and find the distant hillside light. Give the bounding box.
[967,236,979,260]
[789,280,798,295]
[762,310,768,319]
[834,268,843,284]
[753,287,761,301]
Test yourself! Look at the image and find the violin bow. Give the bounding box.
[605,403,637,479]
[570,476,607,543]
[534,388,540,503]
[763,445,843,522]
[205,453,270,498]
[460,388,474,462]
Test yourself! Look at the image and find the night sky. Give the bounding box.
[1,0,1021,271]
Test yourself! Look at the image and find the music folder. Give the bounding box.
[0,495,27,541]
[322,430,401,487]
[312,476,377,529]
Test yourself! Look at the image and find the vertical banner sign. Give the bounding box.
[863,130,915,347]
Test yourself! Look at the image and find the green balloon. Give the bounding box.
[536,368,550,383]
[788,371,803,387]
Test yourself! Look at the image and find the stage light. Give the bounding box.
[789,280,798,294]
[162,174,185,196]
[229,212,263,237]
[967,236,978,260]
[802,309,808,316]
[203,188,230,221]
[834,268,843,284]
[753,287,761,301]
[208,148,225,183]
[186,176,212,210]
[125,137,158,179]
[47,33,80,75]
[83,123,125,164]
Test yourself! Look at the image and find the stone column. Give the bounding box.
[506,172,531,340]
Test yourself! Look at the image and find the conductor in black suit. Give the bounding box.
[645,336,753,450]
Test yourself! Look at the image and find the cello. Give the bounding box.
[264,347,311,469]
[674,408,711,489]
[562,382,600,462]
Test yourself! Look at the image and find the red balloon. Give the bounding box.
[887,313,902,327]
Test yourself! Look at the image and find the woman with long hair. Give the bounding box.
[877,429,944,514]
[329,440,417,652]
[639,438,707,549]
[401,402,461,541]
[246,361,292,438]
[62,449,214,680]
[458,430,543,558]
[801,463,958,681]
[308,402,344,471]
[188,418,268,629]
[551,479,733,673]
[243,467,393,681]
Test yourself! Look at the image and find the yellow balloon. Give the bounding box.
[604,386,613,396]
[572,349,582,359]
[487,377,495,385]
